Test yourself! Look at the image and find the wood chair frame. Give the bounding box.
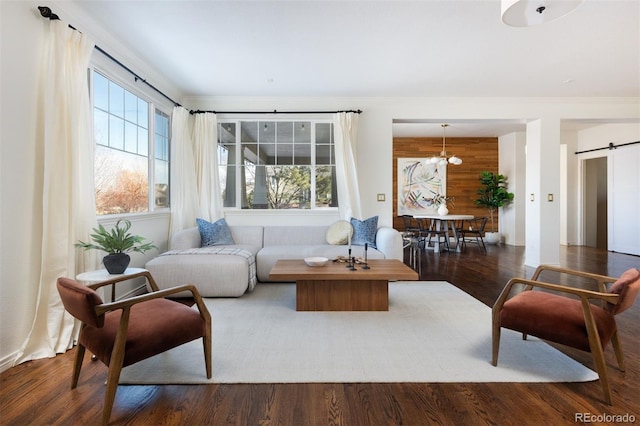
[67,271,212,425]
[492,265,624,405]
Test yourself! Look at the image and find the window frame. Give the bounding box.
[218,118,338,211]
[89,53,174,218]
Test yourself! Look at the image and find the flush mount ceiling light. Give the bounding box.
[427,124,462,166]
[501,0,584,27]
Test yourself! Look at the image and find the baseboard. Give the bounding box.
[0,351,18,373]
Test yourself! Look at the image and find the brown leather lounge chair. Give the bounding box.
[492,265,640,405]
[57,270,211,425]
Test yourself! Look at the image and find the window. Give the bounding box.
[92,70,170,215]
[218,120,337,209]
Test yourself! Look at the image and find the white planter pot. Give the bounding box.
[484,232,501,245]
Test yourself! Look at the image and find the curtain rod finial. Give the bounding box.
[38,6,59,20]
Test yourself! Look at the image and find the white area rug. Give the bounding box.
[119,282,598,384]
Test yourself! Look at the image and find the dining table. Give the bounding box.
[413,214,474,253]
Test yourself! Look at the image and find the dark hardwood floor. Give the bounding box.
[2,245,639,425]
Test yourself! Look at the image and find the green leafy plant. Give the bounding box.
[474,171,514,232]
[75,219,156,254]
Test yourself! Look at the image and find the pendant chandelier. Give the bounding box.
[501,0,584,27]
[428,124,462,166]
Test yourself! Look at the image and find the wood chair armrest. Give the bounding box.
[95,284,208,317]
[493,277,619,312]
[531,265,619,293]
[88,270,160,292]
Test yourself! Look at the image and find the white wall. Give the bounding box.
[1,1,639,369]
[499,131,526,246]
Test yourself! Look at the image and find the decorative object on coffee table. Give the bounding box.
[75,219,156,274]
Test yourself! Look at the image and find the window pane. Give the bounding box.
[294,143,311,165]
[109,116,124,150]
[265,166,310,209]
[277,122,293,143]
[258,143,275,165]
[93,72,109,111]
[241,121,258,143]
[294,121,311,143]
[109,82,124,118]
[277,142,293,165]
[218,123,236,207]
[316,123,333,143]
[316,144,332,165]
[260,121,275,143]
[94,109,109,147]
[242,161,255,209]
[316,165,336,207]
[219,122,235,145]
[95,145,148,214]
[124,90,137,123]
[124,121,137,153]
[155,159,169,208]
[139,128,148,156]
[138,98,148,128]
[154,109,170,208]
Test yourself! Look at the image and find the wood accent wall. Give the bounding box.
[393,137,499,231]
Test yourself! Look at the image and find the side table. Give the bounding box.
[76,267,147,302]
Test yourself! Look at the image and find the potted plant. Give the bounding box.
[474,171,514,244]
[75,219,157,274]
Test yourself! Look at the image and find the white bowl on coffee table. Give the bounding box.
[304,257,329,267]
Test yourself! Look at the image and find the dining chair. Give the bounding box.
[57,271,212,425]
[423,217,450,253]
[457,217,488,252]
[401,215,423,271]
[492,265,640,405]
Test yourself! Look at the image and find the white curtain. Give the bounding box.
[168,106,198,240]
[169,109,223,241]
[334,112,362,220]
[14,20,98,365]
[193,113,223,221]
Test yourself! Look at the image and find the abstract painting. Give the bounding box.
[397,158,446,215]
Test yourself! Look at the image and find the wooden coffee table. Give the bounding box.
[269,259,419,311]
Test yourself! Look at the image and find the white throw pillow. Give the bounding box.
[326,220,353,245]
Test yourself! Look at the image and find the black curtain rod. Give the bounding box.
[190,109,363,115]
[574,140,640,155]
[38,6,181,107]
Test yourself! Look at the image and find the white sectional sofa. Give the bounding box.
[145,225,403,297]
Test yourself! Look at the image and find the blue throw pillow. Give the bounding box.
[350,216,378,248]
[196,218,235,247]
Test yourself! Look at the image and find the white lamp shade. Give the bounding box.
[501,0,584,27]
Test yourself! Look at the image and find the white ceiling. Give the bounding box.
[66,0,640,136]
